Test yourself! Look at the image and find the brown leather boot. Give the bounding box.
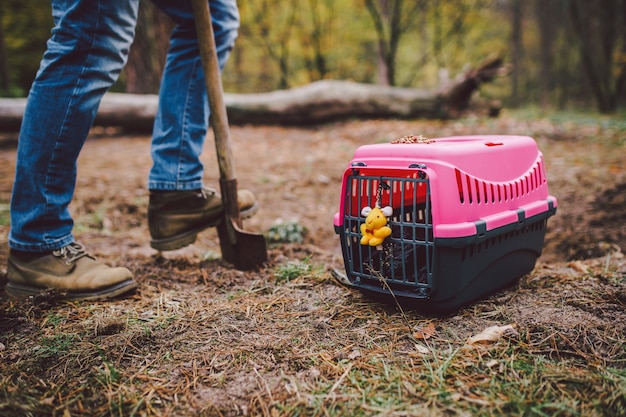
[6,242,137,300]
[148,187,258,251]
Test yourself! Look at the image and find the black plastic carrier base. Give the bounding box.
[335,202,556,314]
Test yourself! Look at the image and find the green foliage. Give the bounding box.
[397,1,509,88]
[35,333,77,358]
[509,107,626,141]
[274,259,312,282]
[231,0,375,91]
[0,0,53,96]
[0,203,9,226]
[265,220,306,243]
[2,0,624,112]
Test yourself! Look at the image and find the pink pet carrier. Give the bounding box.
[333,135,557,313]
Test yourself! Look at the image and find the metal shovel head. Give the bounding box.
[217,219,268,271]
[215,178,268,270]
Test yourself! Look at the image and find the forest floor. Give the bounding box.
[0,112,625,416]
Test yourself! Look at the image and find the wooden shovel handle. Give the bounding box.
[191,0,241,226]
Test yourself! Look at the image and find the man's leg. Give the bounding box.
[149,0,240,190]
[6,0,140,300]
[147,0,257,251]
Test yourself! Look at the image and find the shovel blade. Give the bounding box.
[217,218,268,270]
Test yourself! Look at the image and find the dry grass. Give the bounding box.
[1,252,624,416]
[0,112,625,416]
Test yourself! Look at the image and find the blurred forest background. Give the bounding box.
[1,0,625,113]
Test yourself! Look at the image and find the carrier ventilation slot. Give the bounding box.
[454,158,546,205]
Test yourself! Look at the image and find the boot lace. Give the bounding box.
[200,187,218,199]
[52,242,91,265]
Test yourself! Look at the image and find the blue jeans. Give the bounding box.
[9,0,239,252]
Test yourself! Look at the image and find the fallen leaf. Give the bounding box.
[413,322,437,340]
[568,260,589,274]
[485,359,499,369]
[40,397,55,406]
[465,324,517,345]
[347,349,361,360]
[414,343,430,355]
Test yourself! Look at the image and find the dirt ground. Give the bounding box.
[0,115,625,415]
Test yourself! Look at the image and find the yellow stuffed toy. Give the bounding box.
[360,205,393,247]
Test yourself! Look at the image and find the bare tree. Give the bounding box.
[0,9,9,93]
[509,0,523,108]
[304,0,335,80]
[535,0,555,108]
[617,0,626,106]
[239,0,298,90]
[124,3,173,94]
[405,0,486,88]
[569,0,623,113]
[364,0,422,86]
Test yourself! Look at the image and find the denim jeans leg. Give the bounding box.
[9,0,139,252]
[148,0,240,191]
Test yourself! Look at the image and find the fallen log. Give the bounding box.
[226,79,447,125]
[0,57,507,132]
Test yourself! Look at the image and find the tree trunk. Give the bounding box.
[569,0,620,113]
[124,3,173,94]
[535,0,555,108]
[0,5,9,93]
[510,0,523,108]
[365,0,421,87]
[616,0,626,106]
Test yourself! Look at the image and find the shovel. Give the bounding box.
[191,0,268,270]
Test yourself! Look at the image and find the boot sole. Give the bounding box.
[150,227,205,251]
[5,279,138,301]
[150,202,260,252]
